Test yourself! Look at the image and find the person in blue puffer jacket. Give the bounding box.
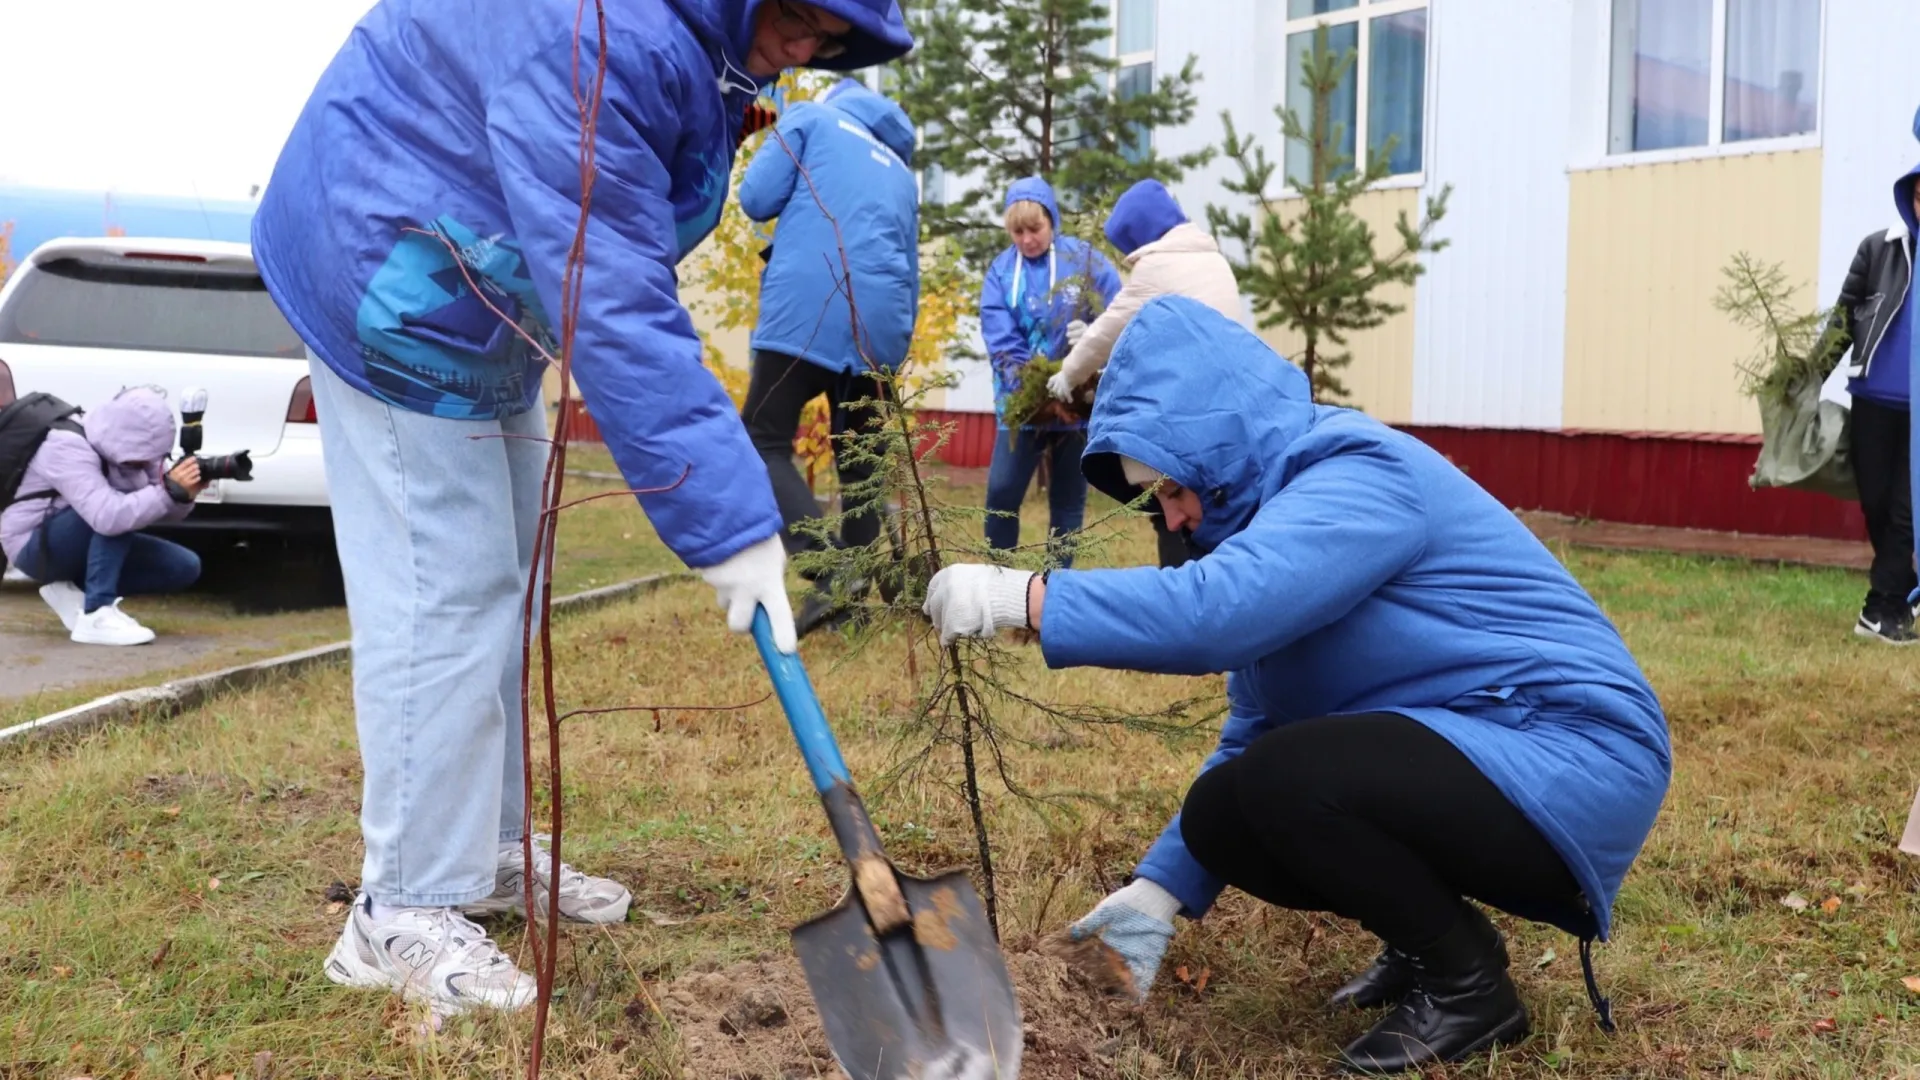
[737,77,919,639]
[923,297,1672,1074]
[977,176,1121,566]
[251,0,911,1017]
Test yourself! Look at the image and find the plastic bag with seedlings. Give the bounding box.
[1715,252,1855,499]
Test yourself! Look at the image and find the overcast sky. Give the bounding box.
[0,1,374,198]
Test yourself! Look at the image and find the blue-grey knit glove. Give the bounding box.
[1066,878,1180,1003]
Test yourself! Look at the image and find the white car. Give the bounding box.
[0,237,333,590]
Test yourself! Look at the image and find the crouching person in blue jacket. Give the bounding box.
[923,296,1672,1074]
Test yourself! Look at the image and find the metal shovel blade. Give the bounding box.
[792,868,1022,1080]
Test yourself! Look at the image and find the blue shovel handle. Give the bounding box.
[751,605,852,793]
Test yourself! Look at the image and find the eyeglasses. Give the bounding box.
[117,384,168,400]
[771,0,848,60]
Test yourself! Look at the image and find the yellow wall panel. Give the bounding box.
[1256,187,1421,425]
[1563,150,1822,434]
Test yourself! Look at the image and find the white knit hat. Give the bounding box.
[1120,455,1164,488]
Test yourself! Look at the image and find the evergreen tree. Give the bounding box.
[889,0,1211,262]
[1207,24,1450,404]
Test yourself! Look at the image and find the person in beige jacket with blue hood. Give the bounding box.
[1047,178,1244,567]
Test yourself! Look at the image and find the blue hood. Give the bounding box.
[698,0,913,74]
[822,78,916,164]
[1004,176,1062,230]
[1104,179,1189,255]
[1084,295,1312,552]
[1898,160,1920,236]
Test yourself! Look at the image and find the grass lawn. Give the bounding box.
[4,472,1920,1079]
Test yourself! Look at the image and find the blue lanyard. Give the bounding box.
[1009,248,1057,353]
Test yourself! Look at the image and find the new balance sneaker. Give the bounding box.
[70,599,155,646]
[1855,598,1918,646]
[461,835,632,924]
[38,582,84,632]
[323,896,537,1013]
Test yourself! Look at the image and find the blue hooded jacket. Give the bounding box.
[1901,102,1920,600]
[250,0,911,570]
[1104,179,1189,255]
[979,177,1122,429]
[1040,297,1672,940]
[740,79,920,375]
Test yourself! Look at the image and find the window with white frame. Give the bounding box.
[1112,0,1155,164]
[1055,0,1156,162]
[1608,0,1820,156]
[1283,0,1429,184]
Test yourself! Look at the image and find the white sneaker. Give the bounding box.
[70,599,155,646]
[38,582,84,632]
[462,834,632,924]
[323,896,537,1013]
[4,564,32,584]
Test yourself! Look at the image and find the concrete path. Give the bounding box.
[1520,513,1871,572]
[0,580,233,699]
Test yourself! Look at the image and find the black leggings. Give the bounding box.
[1851,396,1916,605]
[740,350,890,560]
[1180,714,1586,952]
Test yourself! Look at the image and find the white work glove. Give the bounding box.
[1067,878,1181,1003]
[1065,319,1088,347]
[921,564,1035,645]
[1046,369,1077,402]
[698,534,797,653]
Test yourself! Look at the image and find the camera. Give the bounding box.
[179,388,254,482]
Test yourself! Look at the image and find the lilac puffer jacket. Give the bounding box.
[0,388,193,567]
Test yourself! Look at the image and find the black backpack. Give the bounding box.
[0,392,84,509]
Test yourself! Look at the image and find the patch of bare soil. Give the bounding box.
[659,949,1178,1080]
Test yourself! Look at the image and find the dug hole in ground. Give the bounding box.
[657,946,1179,1080]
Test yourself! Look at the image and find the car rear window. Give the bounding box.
[0,256,306,359]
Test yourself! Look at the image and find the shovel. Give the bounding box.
[750,606,1023,1080]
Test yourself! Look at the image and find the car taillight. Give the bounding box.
[287,377,317,423]
[0,359,13,406]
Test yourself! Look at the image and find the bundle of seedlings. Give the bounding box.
[1001,358,1099,437]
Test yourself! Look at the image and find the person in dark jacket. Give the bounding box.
[977,177,1121,567]
[922,297,1672,1074]
[737,78,919,638]
[1830,155,1920,644]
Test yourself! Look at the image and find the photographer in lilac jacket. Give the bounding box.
[0,387,203,646]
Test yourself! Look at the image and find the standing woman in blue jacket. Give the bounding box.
[924,297,1672,1074]
[251,0,911,1017]
[737,78,919,639]
[978,177,1121,566]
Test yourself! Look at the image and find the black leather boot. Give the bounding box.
[1328,947,1414,1010]
[1338,910,1529,1074]
[1330,905,1508,1011]
[794,575,870,640]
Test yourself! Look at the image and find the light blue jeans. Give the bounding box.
[308,357,546,906]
